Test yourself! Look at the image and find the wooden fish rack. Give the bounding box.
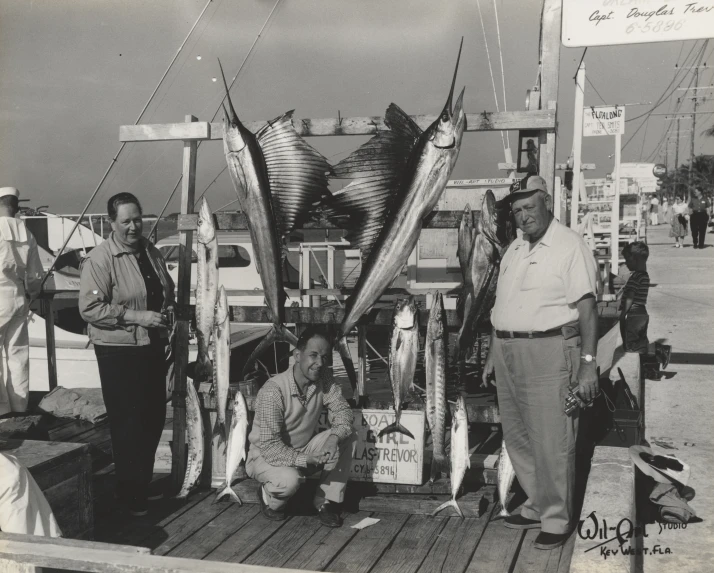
[110,0,563,494]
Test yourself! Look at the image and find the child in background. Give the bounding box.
[620,241,650,354]
[620,241,672,375]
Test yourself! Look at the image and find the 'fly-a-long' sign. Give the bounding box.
[563,0,714,47]
[584,105,625,137]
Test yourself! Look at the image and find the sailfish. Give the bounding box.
[324,39,467,402]
[218,60,332,377]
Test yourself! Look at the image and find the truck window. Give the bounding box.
[218,245,251,268]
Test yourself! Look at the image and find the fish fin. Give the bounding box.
[256,111,333,243]
[240,325,298,379]
[215,485,243,505]
[325,103,421,260]
[378,421,414,440]
[431,498,463,518]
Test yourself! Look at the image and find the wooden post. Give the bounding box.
[301,246,311,307]
[43,297,58,391]
[538,0,562,192]
[171,115,198,493]
[570,62,586,228]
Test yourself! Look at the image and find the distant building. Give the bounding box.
[615,163,658,196]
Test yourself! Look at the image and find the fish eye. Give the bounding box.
[441,112,449,122]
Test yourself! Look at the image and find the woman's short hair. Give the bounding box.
[107,192,142,221]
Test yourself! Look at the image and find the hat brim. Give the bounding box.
[629,446,690,486]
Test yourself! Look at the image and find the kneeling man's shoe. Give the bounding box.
[258,485,286,521]
[504,514,541,529]
[317,501,342,528]
[534,531,570,550]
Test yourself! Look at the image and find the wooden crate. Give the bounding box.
[3,439,93,539]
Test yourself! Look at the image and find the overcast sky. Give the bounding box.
[1,0,713,214]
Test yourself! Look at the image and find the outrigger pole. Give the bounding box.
[34,0,215,296]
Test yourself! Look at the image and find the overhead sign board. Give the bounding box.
[653,163,667,177]
[447,178,516,187]
[563,0,714,47]
[583,106,625,137]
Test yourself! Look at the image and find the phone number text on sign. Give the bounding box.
[563,1,714,47]
[318,409,425,484]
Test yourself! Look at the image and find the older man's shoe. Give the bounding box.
[534,531,570,550]
[317,501,342,528]
[504,514,541,529]
[258,485,286,521]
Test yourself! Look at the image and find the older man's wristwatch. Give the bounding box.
[581,354,596,364]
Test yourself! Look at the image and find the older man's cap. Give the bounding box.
[509,175,548,199]
[0,187,19,199]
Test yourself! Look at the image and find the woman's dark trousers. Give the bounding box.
[95,342,167,501]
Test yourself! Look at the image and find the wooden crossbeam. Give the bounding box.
[119,109,556,142]
[177,210,480,232]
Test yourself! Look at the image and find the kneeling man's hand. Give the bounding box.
[307,435,340,466]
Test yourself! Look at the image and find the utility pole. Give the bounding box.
[689,67,699,200]
[570,61,585,229]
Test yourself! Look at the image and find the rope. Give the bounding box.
[475,0,507,155]
[36,0,215,295]
[492,0,510,152]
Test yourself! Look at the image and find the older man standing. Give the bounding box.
[0,187,43,416]
[483,175,599,549]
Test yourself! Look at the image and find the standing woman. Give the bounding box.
[79,193,174,516]
[670,196,688,248]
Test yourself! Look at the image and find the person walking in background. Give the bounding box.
[688,187,711,249]
[79,192,175,517]
[0,187,43,417]
[649,195,660,226]
[661,196,670,224]
[670,196,688,248]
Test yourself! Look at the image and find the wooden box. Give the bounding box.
[2,439,93,539]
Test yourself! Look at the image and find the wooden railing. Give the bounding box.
[0,532,317,573]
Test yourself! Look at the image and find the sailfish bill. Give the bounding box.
[326,39,467,399]
[218,59,332,376]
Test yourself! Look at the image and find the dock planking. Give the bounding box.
[417,509,493,573]
[466,514,525,573]
[281,511,372,572]
[166,504,261,560]
[243,514,325,568]
[370,514,448,573]
[203,511,289,564]
[147,493,235,555]
[327,512,409,573]
[514,529,567,573]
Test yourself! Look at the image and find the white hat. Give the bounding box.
[0,187,19,199]
[629,445,690,486]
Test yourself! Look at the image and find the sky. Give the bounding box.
[1,0,713,215]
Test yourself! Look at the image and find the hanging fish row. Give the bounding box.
[178,198,249,501]
[216,38,469,405]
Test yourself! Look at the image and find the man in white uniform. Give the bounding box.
[0,187,43,416]
[649,195,660,226]
[483,176,599,550]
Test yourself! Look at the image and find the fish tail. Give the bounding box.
[215,485,243,505]
[213,420,228,443]
[240,324,299,380]
[430,453,446,483]
[378,421,414,440]
[431,498,463,518]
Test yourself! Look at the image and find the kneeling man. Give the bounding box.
[247,327,357,527]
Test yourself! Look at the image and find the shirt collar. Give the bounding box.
[108,232,148,257]
[289,364,317,400]
[517,217,556,251]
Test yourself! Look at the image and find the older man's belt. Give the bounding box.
[495,322,580,340]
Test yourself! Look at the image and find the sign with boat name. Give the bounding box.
[562,0,714,47]
[318,409,425,484]
[584,106,625,137]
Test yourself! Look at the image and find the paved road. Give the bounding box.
[642,222,714,571]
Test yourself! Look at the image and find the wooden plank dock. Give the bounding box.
[10,409,578,573]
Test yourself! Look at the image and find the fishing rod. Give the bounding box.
[149,0,284,237]
[36,0,215,296]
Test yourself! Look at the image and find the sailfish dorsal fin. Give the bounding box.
[324,103,422,261]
